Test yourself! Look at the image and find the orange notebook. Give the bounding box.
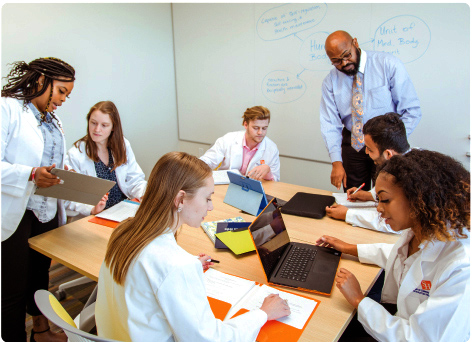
[88,216,119,228]
[204,269,320,342]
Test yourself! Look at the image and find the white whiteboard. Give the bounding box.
[173,3,470,166]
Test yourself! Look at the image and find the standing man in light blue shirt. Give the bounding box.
[320,30,421,191]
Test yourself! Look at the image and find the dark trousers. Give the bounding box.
[341,128,376,192]
[1,210,58,342]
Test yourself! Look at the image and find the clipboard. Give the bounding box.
[34,168,115,206]
[223,171,268,216]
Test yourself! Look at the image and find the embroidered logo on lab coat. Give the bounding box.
[413,280,431,297]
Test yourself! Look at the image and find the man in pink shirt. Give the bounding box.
[200,106,280,181]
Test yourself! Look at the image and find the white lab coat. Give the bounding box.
[356,229,470,341]
[200,131,280,181]
[1,97,67,241]
[96,231,268,342]
[345,187,399,234]
[64,139,147,216]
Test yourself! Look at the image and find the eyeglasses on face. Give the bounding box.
[330,40,354,66]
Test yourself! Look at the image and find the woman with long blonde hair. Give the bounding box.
[95,152,290,342]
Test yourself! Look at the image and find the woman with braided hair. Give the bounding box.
[1,57,75,342]
[316,149,470,341]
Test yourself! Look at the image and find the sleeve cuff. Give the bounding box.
[264,170,274,181]
[345,209,355,225]
[252,308,268,324]
[329,152,343,163]
[357,296,377,324]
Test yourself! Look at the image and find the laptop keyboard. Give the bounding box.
[279,246,317,282]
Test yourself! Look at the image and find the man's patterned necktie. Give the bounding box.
[351,73,364,152]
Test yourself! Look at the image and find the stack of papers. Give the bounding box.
[95,200,140,222]
[332,193,377,208]
[204,268,319,342]
[201,216,245,243]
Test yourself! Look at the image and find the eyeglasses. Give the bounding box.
[331,40,354,66]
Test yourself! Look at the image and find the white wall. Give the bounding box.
[2,3,179,177]
[174,3,470,191]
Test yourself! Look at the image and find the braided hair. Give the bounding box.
[2,57,75,125]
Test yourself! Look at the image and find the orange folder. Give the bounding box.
[206,271,320,342]
[230,287,319,342]
[88,217,119,228]
[88,198,140,228]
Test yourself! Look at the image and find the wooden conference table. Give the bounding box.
[29,181,399,342]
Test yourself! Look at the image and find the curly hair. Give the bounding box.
[2,57,75,126]
[377,149,470,242]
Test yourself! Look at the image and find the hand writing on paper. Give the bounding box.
[315,235,357,256]
[331,161,346,190]
[247,164,270,181]
[346,187,374,202]
[260,293,291,320]
[33,164,61,188]
[325,204,348,220]
[91,193,109,215]
[335,268,364,308]
[198,253,214,271]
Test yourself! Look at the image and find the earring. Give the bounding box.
[177,207,182,213]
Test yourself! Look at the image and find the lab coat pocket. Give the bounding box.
[369,85,392,109]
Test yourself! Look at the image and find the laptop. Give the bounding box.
[248,198,341,295]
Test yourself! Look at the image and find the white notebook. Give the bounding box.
[95,200,140,222]
[332,193,377,208]
[212,169,242,185]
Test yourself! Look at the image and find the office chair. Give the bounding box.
[34,289,121,342]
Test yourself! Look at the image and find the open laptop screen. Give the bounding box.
[249,199,290,277]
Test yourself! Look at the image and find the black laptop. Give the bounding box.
[248,198,341,295]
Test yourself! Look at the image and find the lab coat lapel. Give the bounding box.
[381,231,410,303]
[229,132,243,171]
[396,240,440,312]
[24,105,44,143]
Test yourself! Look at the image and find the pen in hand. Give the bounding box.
[206,259,220,263]
[348,183,365,199]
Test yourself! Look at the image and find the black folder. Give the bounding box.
[280,192,335,219]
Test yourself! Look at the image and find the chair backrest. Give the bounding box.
[34,290,121,342]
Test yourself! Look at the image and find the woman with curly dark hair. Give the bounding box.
[2,57,75,342]
[316,149,470,341]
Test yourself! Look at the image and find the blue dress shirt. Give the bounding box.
[320,50,421,163]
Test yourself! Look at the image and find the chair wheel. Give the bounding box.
[55,290,66,301]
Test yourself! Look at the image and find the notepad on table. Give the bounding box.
[215,228,255,255]
[95,200,140,222]
[212,169,242,185]
[201,216,245,244]
[204,268,319,342]
[332,193,377,208]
